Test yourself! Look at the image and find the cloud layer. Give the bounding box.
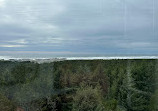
[0,0,158,55]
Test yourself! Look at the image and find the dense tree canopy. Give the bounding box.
[0,59,157,111]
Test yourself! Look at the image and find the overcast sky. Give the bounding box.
[0,0,158,55]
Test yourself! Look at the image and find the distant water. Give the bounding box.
[66,56,158,60]
[0,56,12,60]
[0,54,158,60]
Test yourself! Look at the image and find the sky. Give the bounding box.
[0,0,158,56]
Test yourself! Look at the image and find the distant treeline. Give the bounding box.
[0,60,158,111]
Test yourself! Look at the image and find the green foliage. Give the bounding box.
[72,83,105,111]
[104,99,118,111]
[11,63,39,84]
[0,59,157,111]
[0,93,15,111]
[149,90,158,111]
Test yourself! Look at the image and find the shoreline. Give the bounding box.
[1,56,158,61]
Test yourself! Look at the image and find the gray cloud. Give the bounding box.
[0,0,157,55]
